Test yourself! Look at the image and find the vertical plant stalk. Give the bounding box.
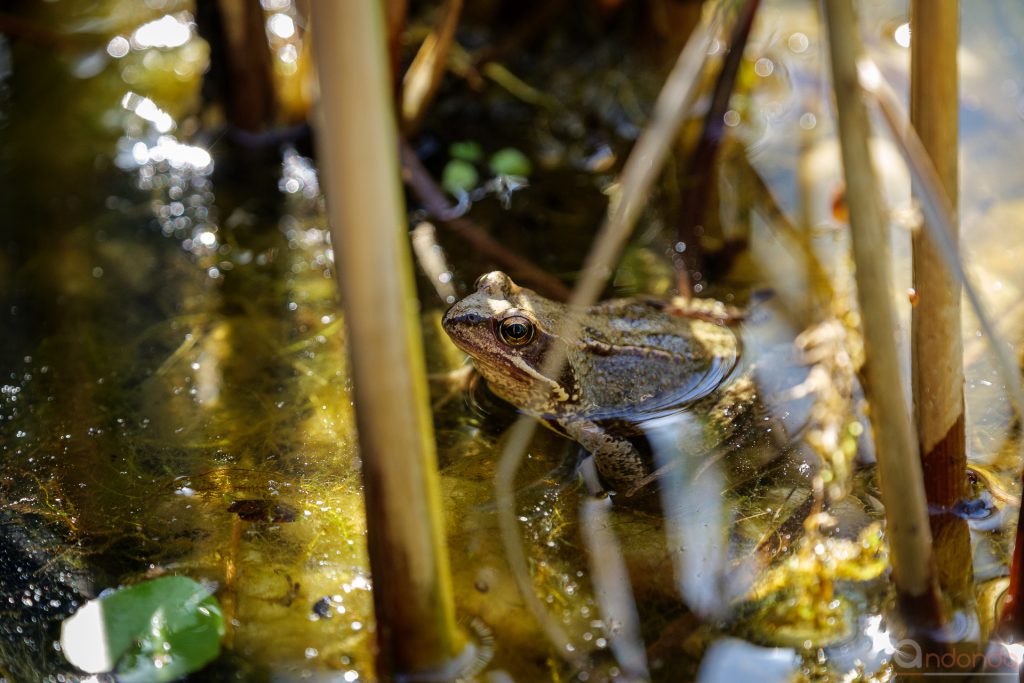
[401,0,465,133]
[863,68,1024,424]
[1003,519,1024,639]
[865,65,1024,645]
[822,0,943,627]
[385,0,409,85]
[204,0,277,132]
[863,69,1024,643]
[310,2,465,678]
[675,0,761,295]
[910,0,971,605]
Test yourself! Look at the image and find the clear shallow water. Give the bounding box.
[1,1,1023,681]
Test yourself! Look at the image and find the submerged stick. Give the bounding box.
[910,0,971,605]
[822,0,942,628]
[310,2,466,678]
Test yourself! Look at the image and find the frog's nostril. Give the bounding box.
[441,305,456,329]
[442,309,485,330]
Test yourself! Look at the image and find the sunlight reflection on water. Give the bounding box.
[132,14,193,50]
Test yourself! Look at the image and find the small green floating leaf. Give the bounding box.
[488,147,532,177]
[448,140,484,162]
[60,576,224,682]
[441,159,479,195]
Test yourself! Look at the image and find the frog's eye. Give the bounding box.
[497,315,535,346]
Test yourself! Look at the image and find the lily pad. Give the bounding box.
[60,576,224,682]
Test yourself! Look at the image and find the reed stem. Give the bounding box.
[822,0,943,628]
[311,2,464,677]
[910,0,971,606]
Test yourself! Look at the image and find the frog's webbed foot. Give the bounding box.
[428,364,476,410]
[560,419,649,495]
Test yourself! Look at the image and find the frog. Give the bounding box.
[441,271,773,496]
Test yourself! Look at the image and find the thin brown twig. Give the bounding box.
[866,71,1024,419]
[675,0,762,296]
[399,138,571,301]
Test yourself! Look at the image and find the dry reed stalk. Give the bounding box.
[865,72,1024,637]
[385,0,408,84]
[401,0,465,133]
[209,0,276,132]
[910,0,972,605]
[310,2,465,677]
[865,71,1024,419]
[822,0,943,627]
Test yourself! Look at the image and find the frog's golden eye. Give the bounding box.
[497,315,535,346]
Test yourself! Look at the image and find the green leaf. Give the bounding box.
[441,159,479,195]
[488,148,532,177]
[60,576,224,682]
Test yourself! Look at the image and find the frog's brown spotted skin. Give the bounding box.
[441,271,757,494]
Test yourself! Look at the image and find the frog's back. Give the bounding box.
[569,299,740,417]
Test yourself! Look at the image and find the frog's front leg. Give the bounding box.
[558,418,648,494]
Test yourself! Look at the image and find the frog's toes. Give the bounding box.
[429,364,477,410]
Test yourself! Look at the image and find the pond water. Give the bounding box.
[1,1,1023,681]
